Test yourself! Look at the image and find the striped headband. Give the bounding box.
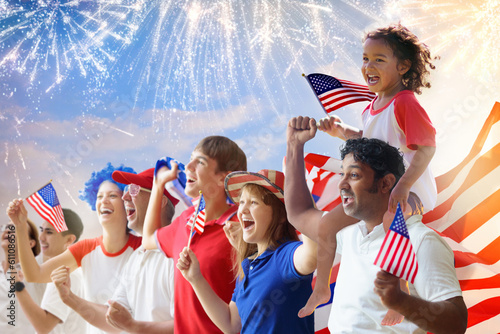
[225,169,285,204]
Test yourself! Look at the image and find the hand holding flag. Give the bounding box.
[155,157,193,208]
[26,181,67,232]
[186,192,206,249]
[374,203,418,284]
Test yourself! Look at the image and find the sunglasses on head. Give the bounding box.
[124,184,152,197]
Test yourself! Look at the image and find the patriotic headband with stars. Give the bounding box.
[224,169,285,204]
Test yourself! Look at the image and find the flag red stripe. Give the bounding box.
[375,232,395,266]
[453,243,500,268]
[423,145,499,225]
[385,234,404,271]
[305,154,330,169]
[26,183,67,232]
[319,90,374,103]
[459,273,500,291]
[310,172,334,198]
[475,236,500,266]
[466,296,500,327]
[26,194,62,228]
[321,198,342,212]
[433,103,500,190]
[393,238,409,276]
[324,98,373,112]
[409,256,418,283]
[441,188,500,244]
[27,195,57,223]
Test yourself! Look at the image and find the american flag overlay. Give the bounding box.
[186,195,206,235]
[309,102,500,333]
[374,203,418,284]
[304,73,376,114]
[26,182,67,232]
[422,102,500,332]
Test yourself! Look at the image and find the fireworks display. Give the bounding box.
[0,0,498,234]
[0,0,140,91]
[386,0,499,86]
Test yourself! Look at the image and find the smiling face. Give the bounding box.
[39,222,71,259]
[96,181,127,226]
[362,38,409,98]
[339,153,387,225]
[122,186,151,234]
[237,186,274,252]
[184,149,226,199]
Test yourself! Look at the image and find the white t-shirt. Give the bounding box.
[328,215,462,333]
[362,91,437,211]
[41,268,86,334]
[111,246,175,322]
[68,235,141,334]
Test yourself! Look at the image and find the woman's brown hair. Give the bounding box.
[233,184,298,280]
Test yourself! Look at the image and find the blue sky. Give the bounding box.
[1,0,499,239]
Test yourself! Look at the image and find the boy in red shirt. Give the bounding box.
[142,136,246,333]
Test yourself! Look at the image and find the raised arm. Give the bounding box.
[16,283,62,334]
[293,234,318,276]
[177,247,241,334]
[143,164,178,250]
[285,116,323,241]
[51,266,119,333]
[374,270,467,334]
[6,199,78,283]
[388,145,435,213]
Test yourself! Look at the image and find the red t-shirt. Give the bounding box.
[156,205,237,334]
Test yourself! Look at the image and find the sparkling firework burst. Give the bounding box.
[385,0,500,86]
[0,0,140,91]
[114,0,384,127]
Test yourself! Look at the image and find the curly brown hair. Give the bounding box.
[364,23,437,94]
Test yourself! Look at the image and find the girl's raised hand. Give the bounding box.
[317,115,346,139]
[177,247,202,284]
[388,182,410,214]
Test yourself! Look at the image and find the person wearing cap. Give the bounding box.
[142,136,247,334]
[177,169,317,333]
[50,167,178,334]
[7,164,142,334]
[285,117,467,334]
[15,209,86,334]
[1,218,45,333]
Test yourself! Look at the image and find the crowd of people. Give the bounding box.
[2,23,467,333]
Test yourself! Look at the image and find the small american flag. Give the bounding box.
[374,203,418,284]
[304,73,376,114]
[26,182,67,232]
[186,195,206,235]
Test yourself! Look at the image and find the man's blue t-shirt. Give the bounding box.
[232,240,314,333]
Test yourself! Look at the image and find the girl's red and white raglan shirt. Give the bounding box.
[68,234,142,305]
[362,90,437,211]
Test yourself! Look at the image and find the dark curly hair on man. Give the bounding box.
[364,23,437,94]
[340,137,405,187]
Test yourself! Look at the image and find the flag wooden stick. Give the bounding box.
[187,191,203,249]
